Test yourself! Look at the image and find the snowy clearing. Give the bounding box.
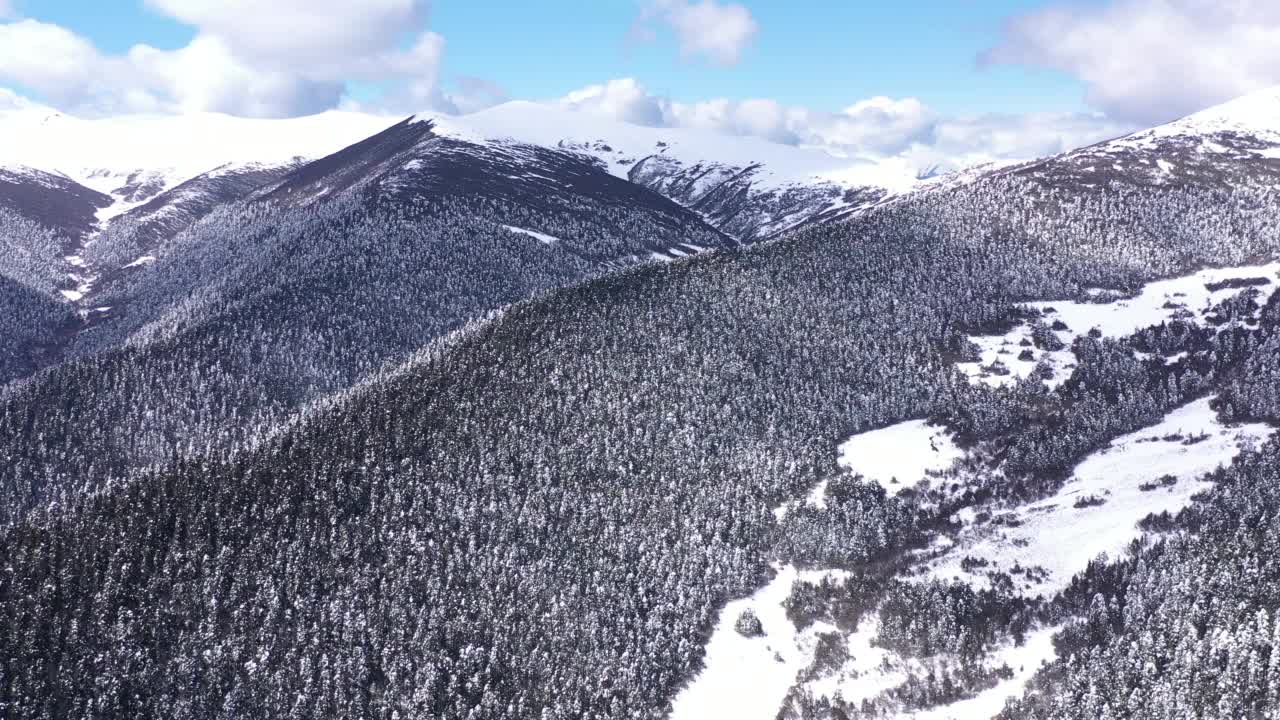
[959,262,1280,387]
[837,420,963,495]
[670,565,846,720]
[700,396,1272,718]
[923,397,1274,595]
[1029,262,1279,339]
[801,618,905,708]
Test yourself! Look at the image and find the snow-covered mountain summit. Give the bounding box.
[994,85,1280,190]
[0,99,921,243]
[417,101,916,191]
[0,102,398,220]
[413,101,918,240]
[1141,84,1280,141]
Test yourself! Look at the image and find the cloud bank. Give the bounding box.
[986,0,1280,124]
[0,0,449,117]
[557,78,1129,169]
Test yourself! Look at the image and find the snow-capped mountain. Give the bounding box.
[988,85,1280,191]
[0,98,920,247]
[6,78,1280,720]
[0,103,398,222]
[416,101,920,241]
[256,116,729,239]
[0,165,110,240]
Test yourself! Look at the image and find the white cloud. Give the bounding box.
[556,77,1128,170]
[448,76,510,115]
[985,0,1280,124]
[144,0,431,77]
[562,78,671,126]
[129,36,345,117]
[635,0,759,66]
[818,97,938,155]
[0,2,453,118]
[919,111,1132,169]
[0,20,345,117]
[0,86,35,111]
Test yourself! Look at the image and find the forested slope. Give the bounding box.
[2,167,1279,718]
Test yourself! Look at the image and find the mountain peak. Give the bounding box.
[1152,85,1280,139]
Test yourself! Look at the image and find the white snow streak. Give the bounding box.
[500,225,559,245]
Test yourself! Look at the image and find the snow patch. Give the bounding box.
[500,225,558,245]
[959,262,1280,388]
[906,625,1061,720]
[670,565,847,720]
[836,420,962,496]
[925,396,1274,595]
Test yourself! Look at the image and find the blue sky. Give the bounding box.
[431,0,1086,115]
[10,0,1086,116]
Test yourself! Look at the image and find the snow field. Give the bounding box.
[669,565,848,720]
[837,420,963,496]
[923,397,1274,595]
[959,262,1280,388]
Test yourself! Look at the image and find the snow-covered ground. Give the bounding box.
[906,625,1061,720]
[924,396,1274,595]
[959,262,1280,388]
[669,565,848,720]
[1031,263,1279,339]
[733,392,1272,720]
[802,617,905,708]
[777,419,961,520]
[122,255,157,269]
[838,420,963,495]
[500,225,558,245]
[61,255,96,302]
[651,244,716,263]
[1114,84,1280,150]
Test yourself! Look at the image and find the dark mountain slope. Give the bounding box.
[0,166,110,241]
[0,208,79,382]
[257,117,727,238]
[0,187,729,522]
[85,163,300,280]
[0,274,76,383]
[76,116,731,329]
[0,115,735,514]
